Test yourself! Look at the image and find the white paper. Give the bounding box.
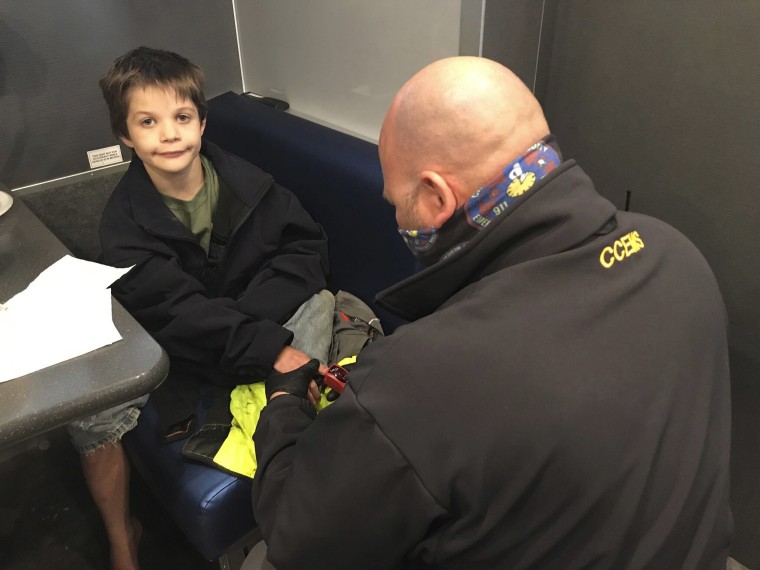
[0,255,133,383]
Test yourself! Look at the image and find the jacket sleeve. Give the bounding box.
[252,390,447,569]
[99,187,325,379]
[233,186,329,323]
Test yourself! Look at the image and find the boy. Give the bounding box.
[68,47,330,569]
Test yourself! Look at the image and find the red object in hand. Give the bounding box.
[323,363,349,394]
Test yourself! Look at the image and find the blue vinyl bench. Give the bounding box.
[123,91,417,567]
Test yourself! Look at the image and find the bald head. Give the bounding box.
[380,57,549,210]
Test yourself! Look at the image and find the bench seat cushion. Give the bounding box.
[125,390,255,560]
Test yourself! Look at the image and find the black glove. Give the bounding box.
[265,359,320,400]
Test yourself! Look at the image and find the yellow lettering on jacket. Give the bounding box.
[600,231,645,268]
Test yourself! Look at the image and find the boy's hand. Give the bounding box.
[266,359,321,401]
[272,346,328,404]
[274,345,312,373]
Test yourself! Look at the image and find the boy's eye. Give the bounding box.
[140,118,154,127]
[177,114,191,122]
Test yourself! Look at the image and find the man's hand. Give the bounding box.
[273,346,328,404]
[265,359,321,402]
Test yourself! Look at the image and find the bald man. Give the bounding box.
[250,57,732,569]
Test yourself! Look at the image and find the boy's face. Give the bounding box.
[120,86,206,181]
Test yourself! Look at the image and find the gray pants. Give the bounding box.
[283,289,335,366]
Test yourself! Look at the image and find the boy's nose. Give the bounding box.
[160,122,179,141]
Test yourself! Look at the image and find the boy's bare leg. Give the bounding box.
[80,441,141,570]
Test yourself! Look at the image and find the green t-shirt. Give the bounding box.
[160,155,220,253]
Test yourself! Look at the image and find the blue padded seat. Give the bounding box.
[124,92,416,561]
[126,385,255,561]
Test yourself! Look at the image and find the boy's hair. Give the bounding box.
[100,46,207,140]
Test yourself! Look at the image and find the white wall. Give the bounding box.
[233,0,465,141]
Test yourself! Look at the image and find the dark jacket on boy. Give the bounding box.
[100,140,329,386]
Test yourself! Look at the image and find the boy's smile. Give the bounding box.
[121,86,206,197]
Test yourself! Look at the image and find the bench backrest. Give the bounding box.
[204,92,417,332]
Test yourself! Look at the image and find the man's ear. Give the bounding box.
[119,135,134,149]
[416,170,458,228]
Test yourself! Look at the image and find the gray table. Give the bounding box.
[0,194,169,453]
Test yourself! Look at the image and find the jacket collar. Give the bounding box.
[121,140,273,237]
[375,161,618,321]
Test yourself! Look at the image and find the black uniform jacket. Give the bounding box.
[100,141,328,384]
[252,161,732,569]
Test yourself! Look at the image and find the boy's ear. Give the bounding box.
[200,118,206,136]
[119,135,134,149]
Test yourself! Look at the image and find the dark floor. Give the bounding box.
[0,427,215,570]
